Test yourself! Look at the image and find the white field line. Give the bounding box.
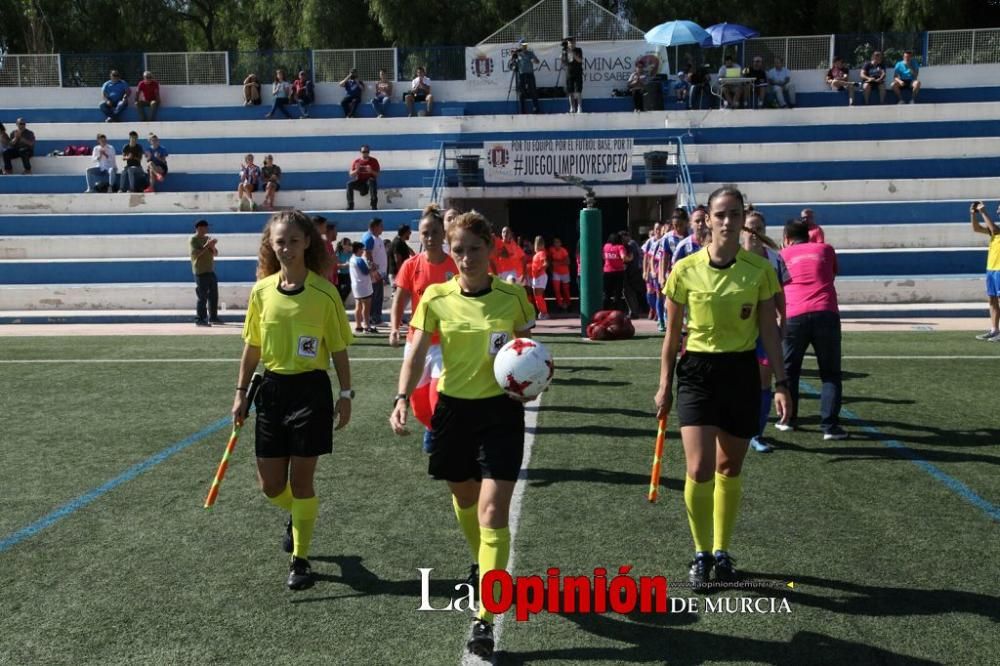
[459,399,541,666]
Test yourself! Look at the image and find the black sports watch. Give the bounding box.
[393,392,408,405]
[774,379,789,389]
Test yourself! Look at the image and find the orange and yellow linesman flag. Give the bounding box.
[204,372,262,509]
[647,418,667,503]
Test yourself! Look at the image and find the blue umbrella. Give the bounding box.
[705,22,760,47]
[644,20,713,48]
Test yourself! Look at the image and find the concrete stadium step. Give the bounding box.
[694,178,1000,204]
[0,189,429,214]
[0,275,986,316]
[0,232,416,260]
[0,224,984,261]
[0,210,422,236]
[0,248,985,285]
[0,169,436,194]
[27,150,442,174]
[687,136,1000,165]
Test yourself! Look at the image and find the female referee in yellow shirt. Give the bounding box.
[389,211,535,659]
[233,210,354,590]
[654,186,790,588]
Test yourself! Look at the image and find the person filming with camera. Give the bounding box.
[560,37,584,114]
[511,41,541,114]
[339,69,364,118]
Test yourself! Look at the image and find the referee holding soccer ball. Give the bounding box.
[654,186,789,589]
[389,211,535,660]
[233,210,354,591]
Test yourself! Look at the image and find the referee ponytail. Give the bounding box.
[743,211,780,251]
[257,209,331,279]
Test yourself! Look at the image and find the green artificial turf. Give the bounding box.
[0,331,996,665]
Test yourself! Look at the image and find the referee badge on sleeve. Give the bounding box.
[298,336,319,358]
[489,332,509,355]
[740,304,753,320]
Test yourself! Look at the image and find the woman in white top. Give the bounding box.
[266,69,293,119]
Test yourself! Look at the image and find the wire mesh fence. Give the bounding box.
[745,35,834,70]
[313,48,395,83]
[480,0,643,45]
[834,32,922,67]
[568,0,644,41]
[0,53,61,86]
[144,52,228,85]
[229,50,311,87]
[60,52,144,88]
[396,46,466,81]
[928,28,1000,65]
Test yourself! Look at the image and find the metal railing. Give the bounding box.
[430,143,448,204]
[674,138,697,213]
[0,53,61,86]
[313,48,396,83]
[144,51,229,85]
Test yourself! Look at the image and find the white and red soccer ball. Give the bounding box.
[493,338,554,400]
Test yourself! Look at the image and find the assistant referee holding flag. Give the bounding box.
[389,211,536,659]
[234,210,354,590]
[654,186,790,588]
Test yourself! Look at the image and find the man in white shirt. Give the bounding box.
[767,56,796,108]
[85,133,118,193]
[404,67,434,117]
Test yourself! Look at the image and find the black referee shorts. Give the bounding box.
[675,351,759,439]
[255,369,334,458]
[428,393,525,483]
[566,73,583,94]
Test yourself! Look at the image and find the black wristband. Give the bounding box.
[774,379,789,389]
[236,387,248,392]
[394,393,408,404]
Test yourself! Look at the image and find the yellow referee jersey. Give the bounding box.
[988,233,1000,271]
[243,271,353,374]
[665,248,780,353]
[411,276,536,399]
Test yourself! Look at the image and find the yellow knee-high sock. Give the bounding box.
[477,526,510,623]
[291,495,319,560]
[266,483,293,511]
[713,472,743,553]
[452,496,480,560]
[684,476,714,553]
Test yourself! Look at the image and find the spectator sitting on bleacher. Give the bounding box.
[405,66,434,117]
[742,56,768,109]
[266,69,293,119]
[892,50,921,104]
[237,153,262,210]
[717,55,744,109]
[340,69,365,118]
[144,133,168,194]
[627,62,648,112]
[826,56,856,107]
[799,208,827,243]
[292,70,315,118]
[243,73,262,105]
[860,51,887,104]
[2,118,35,175]
[261,154,282,209]
[346,145,379,210]
[767,56,796,108]
[136,71,160,122]
[0,123,9,152]
[372,69,393,118]
[120,131,147,193]
[85,133,118,193]
[100,70,130,122]
[674,59,693,103]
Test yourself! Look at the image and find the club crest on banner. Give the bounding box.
[487,145,510,169]
[470,54,494,79]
